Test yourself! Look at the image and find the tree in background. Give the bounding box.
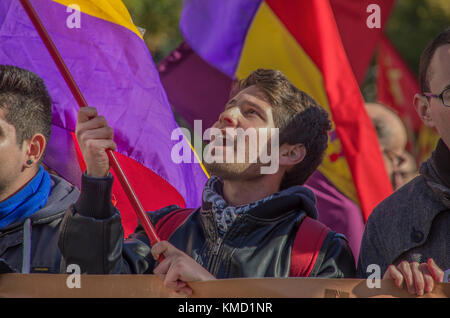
[386,0,450,75]
[123,0,183,63]
[364,0,449,99]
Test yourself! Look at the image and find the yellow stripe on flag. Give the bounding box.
[236,2,358,204]
[53,0,143,39]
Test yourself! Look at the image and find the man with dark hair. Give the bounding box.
[358,28,450,295]
[59,69,355,294]
[0,65,79,273]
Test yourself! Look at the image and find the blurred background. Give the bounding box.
[124,0,450,76]
[123,0,450,165]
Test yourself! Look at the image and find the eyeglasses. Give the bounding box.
[423,87,450,107]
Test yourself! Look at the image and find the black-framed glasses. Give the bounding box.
[423,87,450,107]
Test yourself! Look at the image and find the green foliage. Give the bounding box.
[363,0,450,102]
[123,0,183,63]
[122,0,449,101]
[386,0,450,75]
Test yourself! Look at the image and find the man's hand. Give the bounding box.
[383,258,444,296]
[76,107,116,177]
[152,241,216,296]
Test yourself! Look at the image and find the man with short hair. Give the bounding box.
[365,102,408,190]
[0,65,79,273]
[358,28,450,295]
[59,69,356,294]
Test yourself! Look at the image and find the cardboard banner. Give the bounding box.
[0,274,448,298]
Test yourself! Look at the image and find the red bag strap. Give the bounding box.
[155,208,196,241]
[289,216,331,277]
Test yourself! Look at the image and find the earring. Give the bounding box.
[26,160,33,165]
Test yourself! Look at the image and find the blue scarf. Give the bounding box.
[0,166,51,228]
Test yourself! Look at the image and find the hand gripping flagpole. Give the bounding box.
[19,0,163,250]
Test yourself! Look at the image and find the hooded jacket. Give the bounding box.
[0,174,79,273]
[59,174,356,278]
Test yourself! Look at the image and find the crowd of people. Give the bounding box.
[0,28,448,297]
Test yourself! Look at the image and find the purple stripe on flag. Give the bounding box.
[0,0,206,207]
[158,42,233,130]
[180,0,262,78]
[44,125,82,189]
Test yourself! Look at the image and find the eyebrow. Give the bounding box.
[224,97,268,120]
[225,98,237,108]
[242,99,268,121]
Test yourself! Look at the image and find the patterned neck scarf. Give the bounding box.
[202,175,318,237]
[202,176,277,236]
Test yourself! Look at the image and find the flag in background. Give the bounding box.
[330,0,395,85]
[179,0,393,220]
[376,34,440,163]
[0,0,208,236]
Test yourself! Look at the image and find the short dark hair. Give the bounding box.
[231,69,331,188]
[0,65,52,150]
[419,28,450,93]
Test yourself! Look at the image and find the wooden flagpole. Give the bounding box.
[19,0,162,249]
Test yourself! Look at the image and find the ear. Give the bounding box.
[279,143,306,168]
[414,93,434,128]
[24,133,47,167]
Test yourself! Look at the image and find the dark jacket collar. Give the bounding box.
[201,176,318,220]
[0,174,79,231]
[433,139,450,188]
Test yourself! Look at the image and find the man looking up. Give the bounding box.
[0,65,79,273]
[59,69,356,294]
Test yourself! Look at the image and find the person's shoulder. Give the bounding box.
[146,205,195,225]
[48,173,80,199]
[364,174,442,246]
[370,175,432,221]
[31,174,80,222]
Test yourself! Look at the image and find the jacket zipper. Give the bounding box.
[209,215,243,276]
[207,236,223,275]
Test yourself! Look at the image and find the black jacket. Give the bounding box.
[59,174,356,278]
[0,175,79,273]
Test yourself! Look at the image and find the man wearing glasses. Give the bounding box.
[357,28,450,295]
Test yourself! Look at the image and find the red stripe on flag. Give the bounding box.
[377,35,422,132]
[111,152,186,237]
[265,0,393,219]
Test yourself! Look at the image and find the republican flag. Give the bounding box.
[330,0,394,84]
[376,34,440,162]
[178,0,393,222]
[377,34,423,134]
[0,0,208,236]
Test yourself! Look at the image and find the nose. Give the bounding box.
[218,109,238,128]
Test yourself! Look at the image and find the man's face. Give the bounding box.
[0,108,26,197]
[204,85,277,180]
[426,44,450,147]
